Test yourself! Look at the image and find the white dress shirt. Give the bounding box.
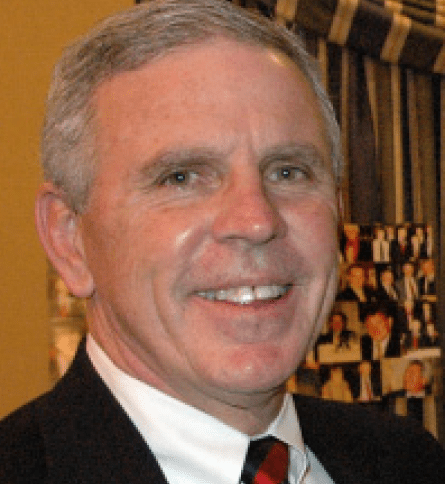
[372,335,390,359]
[87,335,335,484]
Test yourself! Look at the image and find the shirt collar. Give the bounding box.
[87,335,305,484]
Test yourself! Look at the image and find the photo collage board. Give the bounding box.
[292,222,442,438]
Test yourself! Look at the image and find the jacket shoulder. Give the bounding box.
[0,396,48,483]
[294,394,445,484]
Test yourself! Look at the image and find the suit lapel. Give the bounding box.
[294,395,381,484]
[37,341,169,484]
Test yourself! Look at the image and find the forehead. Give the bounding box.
[93,38,329,168]
[344,224,359,234]
[406,364,422,374]
[367,313,385,324]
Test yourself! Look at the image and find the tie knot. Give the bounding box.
[241,436,289,484]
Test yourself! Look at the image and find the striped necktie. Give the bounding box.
[241,436,290,484]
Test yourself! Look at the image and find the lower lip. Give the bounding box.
[191,287,298,343]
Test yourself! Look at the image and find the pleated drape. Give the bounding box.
[273,0,444,236]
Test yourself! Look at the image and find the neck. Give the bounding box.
[194,386,286,436]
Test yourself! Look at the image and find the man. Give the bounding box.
[393,225,412,266]
[410,225,425,260]
[341,223,371,263]
[386,360,433,425]
[314,310,359,363]
[396,261,419,303]
[421,302,440,347]
[403,318,429,351]
[337,263,378,303]
[372,226,390,263]
[321,366,353,403]
[418,258,436,299]
[317,311,356,347]
[352,360,382,405]
[1,1,444,483]
[376,266,399,301]
[402,360,431,423]
[361,304,401,360]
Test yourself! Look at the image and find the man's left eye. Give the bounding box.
[161,170,198,186]
[268,166,308,182]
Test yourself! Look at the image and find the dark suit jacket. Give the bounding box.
[418,276,436,297]
[348,363,382,401]
[1,342,444,483]
[336,285,378,303]
[316,330,356,348]
[360,333,401,360]
[374,285,399,302]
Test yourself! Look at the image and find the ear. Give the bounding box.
[35,182,94,298]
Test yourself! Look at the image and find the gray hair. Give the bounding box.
[42,0,342,212]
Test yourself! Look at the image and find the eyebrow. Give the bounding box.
[259,143,329,172]
[132,147,225,185]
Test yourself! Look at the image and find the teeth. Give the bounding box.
[197,285,289,304]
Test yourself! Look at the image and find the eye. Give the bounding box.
[159,169,199,187]
[267,165,309,183]
[154,163,221,194]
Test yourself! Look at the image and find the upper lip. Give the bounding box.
[195,284,293,303]
[192,278,295,293]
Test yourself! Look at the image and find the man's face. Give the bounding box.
[422,259,434,276]
[330,314,344,332]
[344,224,359,240]
[403,263,414,277]
[404,364,425,392]
[365,312,391,341]
[349,266,364,289]
[381,270,393,287]
[398,227,407,242]
[79,40,339,410]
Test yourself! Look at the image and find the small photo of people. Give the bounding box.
[292,223,441,438]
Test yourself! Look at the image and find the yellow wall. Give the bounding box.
[0,0,132,419]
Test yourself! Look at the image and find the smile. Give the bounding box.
[196,284,291,304]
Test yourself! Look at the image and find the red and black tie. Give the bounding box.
[241,436,290,484]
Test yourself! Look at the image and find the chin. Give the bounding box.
[204,354,295,395]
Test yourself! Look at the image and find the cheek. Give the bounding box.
[82,202,153,306]
[287,197,339,262]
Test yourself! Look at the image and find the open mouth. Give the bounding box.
[196,284,292,304]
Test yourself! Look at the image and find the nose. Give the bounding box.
[211,173,286,246]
